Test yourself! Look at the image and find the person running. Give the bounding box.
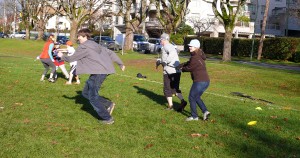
[57,28,125,125]
[157,33,187,111]
[65,41,80,85]
[179,39,210,121]
[38,34,56,82]
[52,43,70,81]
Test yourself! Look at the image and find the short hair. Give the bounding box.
[77,28,91,38]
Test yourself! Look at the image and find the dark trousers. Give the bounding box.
[163,73,182,97]
[82,74,112,120]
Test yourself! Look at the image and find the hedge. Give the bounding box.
[184,36,300,62]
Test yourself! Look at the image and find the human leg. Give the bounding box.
[188,83,200,118]
[83,74,111,120]
[171,72,187,111]
[194,82,209,113]
[59,64,69,79]
[163,74,173,109]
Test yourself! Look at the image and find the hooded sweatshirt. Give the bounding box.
[62,40,124,75]
[161,43,181,74]
[181,49,209,82]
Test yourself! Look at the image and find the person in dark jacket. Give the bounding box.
[179,39,210,121]
[57,28,125,125]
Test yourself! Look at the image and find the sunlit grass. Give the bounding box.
[0,39,299,157]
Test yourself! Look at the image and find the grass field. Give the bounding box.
[0,39,299,157]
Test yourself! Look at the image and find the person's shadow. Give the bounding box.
[63,91,104,120]
[133,85,190,117]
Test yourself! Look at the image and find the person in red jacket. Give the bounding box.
[37,34,56,82]
[179,39,210,121]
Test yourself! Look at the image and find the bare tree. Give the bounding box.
[257,0,270,60]
[154,0,190,34]
[187,17,213,37]
[56,0,113,43]
[115,0,148,51]
[212,0,247,62]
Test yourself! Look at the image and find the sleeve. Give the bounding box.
[161,45,177,66]
[48,43,54,61]
[62,45,87,62]
[181,58,196,72]
[105,47,124,68]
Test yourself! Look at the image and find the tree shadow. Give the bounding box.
[133,85,190,117]
[63,91,99,120]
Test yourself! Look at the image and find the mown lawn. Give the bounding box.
[0,39,299,157]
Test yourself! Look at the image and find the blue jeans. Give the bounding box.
[188,81,210,118]
[82,74,112,120]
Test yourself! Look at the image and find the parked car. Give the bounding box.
[57,35,68,45]
[0,32,9,38]
[10,32,26,39]
[148,38,162,54]
[93,36,120,51]
[133,34,150,53]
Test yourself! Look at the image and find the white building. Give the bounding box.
[185,0,254,38]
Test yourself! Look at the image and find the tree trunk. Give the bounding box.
[69,20,79,43]
[222,29,232,62]
[124,22,134,51]
[25,28,30,40]
[36,19,45,40]
[257,0,270,60]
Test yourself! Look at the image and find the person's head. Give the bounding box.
[160,33,170,46]
[48,34,55,42]
[77,28,91,44]
[66,41,73,47]
[188,39,200,52]
[54,43,60,49]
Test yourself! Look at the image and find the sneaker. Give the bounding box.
[48,78,55,83]
[65,82,72,85]
[101,117,114,125]
[186,117,199,121]
[107,103,115,115]
[40,78,44,81]
[178,100,187,112]
[203,111,210,120]
[75,81,80,85]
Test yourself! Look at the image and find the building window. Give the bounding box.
[261,5,265,15]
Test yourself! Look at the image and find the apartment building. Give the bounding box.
[248,0,300,37]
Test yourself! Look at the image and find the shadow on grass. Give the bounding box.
[63,91,100,120]
[223,120,300,157]
[133,85,190,117]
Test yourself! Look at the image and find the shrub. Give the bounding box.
[170,34,184,45]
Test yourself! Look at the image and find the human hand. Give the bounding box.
[121,65,125,71]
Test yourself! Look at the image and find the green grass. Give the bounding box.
[0,39,300,157]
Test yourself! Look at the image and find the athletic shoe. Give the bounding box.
[203,111,210,120]
[75,81,80,85]
[186,117,199,121]
[178,100,187,112]
[40,78,44,82]
[101,117,114,125]
[48,78,55,83]
[65,82,72,85]
[107,103,115,115]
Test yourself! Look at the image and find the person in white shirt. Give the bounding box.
[65,41,80,85]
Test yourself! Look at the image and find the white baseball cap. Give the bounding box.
[188,39,200,48]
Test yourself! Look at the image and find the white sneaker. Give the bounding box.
[203,111,210,120]
[185,117,199,121]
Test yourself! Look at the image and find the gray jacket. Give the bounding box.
[62,40,124,75]
[161,43,181,74]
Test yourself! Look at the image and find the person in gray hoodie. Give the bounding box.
[58,28,125,125]
[157,33,187,111]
